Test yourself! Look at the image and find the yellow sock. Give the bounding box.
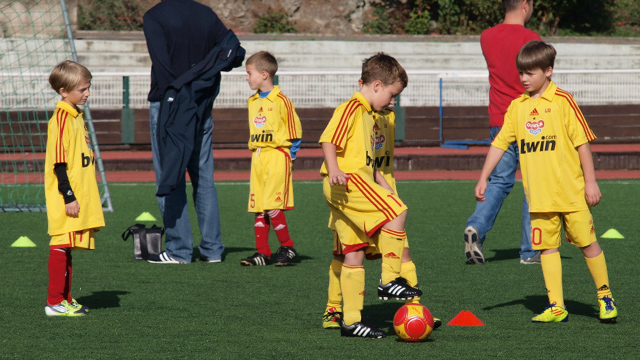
[379,229,405,284]
[541,252,564,308]
[326,259,343,311]
[400,259,420,304]
[341,264,364,326]
[585,251,613,299]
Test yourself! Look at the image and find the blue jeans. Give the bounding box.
[149,102,224,263]
[466,126,536,260]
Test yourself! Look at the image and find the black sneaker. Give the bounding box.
[274,246,297,266]
[340,321,386,338]
[240,252,270,266]
[377,277,423,300]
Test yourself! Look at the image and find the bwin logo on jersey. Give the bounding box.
[526,120,545,135]
[253,116,267,128]
[375,134,386,150]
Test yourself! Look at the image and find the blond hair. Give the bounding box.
[246,51,278,78]
[49,60,92,94]
[360,52,408,89]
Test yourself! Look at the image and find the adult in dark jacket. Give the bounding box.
[143,0,245,263]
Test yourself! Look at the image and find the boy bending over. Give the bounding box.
[320,53,421,338]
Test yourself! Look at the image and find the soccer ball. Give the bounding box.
[393,304,434,342]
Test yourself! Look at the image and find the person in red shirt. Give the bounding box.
[464,0,541,265]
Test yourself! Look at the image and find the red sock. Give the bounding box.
[267,209,294,248]
[48,248,68,305]
[255,213,271,257]
[65,251,73,302]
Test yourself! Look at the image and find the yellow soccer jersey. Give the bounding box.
[247,85,302,150]
[319,92,376,179]
[493,81,596,213]
[44,101,105,236]
[373,109,397,193]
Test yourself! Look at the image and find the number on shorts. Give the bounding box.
[532,227,543,246]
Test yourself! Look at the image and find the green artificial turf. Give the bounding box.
[1,180,637,359]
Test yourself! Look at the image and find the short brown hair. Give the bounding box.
[246,51,278,78]
[361,52,408,89]
[49,60,92,94]
[516,40,556,73]
[503,0,530,13]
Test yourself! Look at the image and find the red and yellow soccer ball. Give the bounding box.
[393,304,434,342]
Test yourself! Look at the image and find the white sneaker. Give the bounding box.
[464,226,485,264]
[45,300,87,316]
[148,251,183,264]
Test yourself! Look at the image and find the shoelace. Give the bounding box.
[602,297,615,311]
[323,309,341,321]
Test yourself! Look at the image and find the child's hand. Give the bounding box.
[328,170,350,186]
[474,180,488,202]
[65,200,80,218]
[585,181,601,206]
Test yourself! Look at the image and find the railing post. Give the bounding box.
[394,95,405,143]
[121,75,135,144]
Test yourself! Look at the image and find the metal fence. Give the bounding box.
[2,69,640,110]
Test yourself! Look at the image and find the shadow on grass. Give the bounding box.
[360,302,440,341]
[483,295,597,319]
[210,246,314,265]
[76,290,130,310]
[193,246,253,262]
[484,248,520,263]
[483,248,574,263]
[362,302,405,329]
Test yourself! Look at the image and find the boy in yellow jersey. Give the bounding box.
[44,60,105,316]
[320,53,420,338]
[241,51,302,266]
[475,41,617,323]
[322,107,442,330]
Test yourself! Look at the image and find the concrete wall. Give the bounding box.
[72,33,640,73]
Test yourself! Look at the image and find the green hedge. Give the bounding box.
[77,0,639,36]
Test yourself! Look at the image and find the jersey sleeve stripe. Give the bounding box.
[330,100,355,145]
[332,99,361,146]
[277,93,297,139]
[350,174,398,220]
[55,108,67,163]
[555,90,596,141]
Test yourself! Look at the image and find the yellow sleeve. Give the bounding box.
[280,95,302,140]
[319,100,359,151]
[492,103,517,151]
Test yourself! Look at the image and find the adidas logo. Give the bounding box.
[258,107,263,113]
[275,196,282,202]
[359,291,365,296]
[373,123,381,131]
[384,252,400,259]
[529,108,539,116]
[598,284,610,291]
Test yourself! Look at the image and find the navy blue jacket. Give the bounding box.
[156,30,245,196]
[143,0,229,102]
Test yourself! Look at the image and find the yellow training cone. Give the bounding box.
[11,236,37,247]
[601,229,624,239]
[135,212,157,221]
